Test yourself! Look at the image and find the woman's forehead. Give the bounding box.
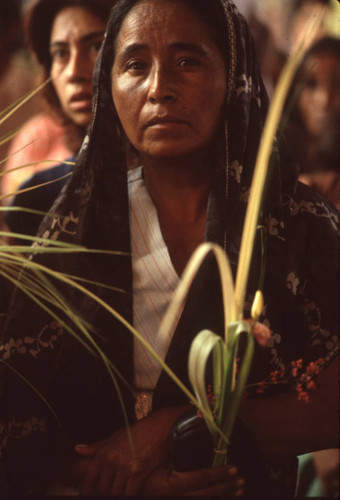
[50,6,106,42]
[114,0,224,54]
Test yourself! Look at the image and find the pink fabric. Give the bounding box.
[2,112,72,202]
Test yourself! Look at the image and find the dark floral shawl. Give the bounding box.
[0,0,339,494]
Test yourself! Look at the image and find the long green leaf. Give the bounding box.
[158,243,234,347]
[0,79,52,127]
[188,330,224,436]
[233,13,324,320]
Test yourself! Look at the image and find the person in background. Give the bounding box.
[0,0,44,229]
[283,35,340,499]
[284,36,340,211]
[2,114,73,203]
[234,0,291,97]
[3,0,116,241]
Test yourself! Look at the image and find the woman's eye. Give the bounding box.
[51,48,69,62]
[90,41,103,54]
[179,58,200,68]
[304,78,317,90]
[126,61,146,71]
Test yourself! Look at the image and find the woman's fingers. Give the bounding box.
[74,443,243,496]
[111,459,155,495]
[79,460,101,495]
[172,464,240,492]
[96,464,117,496]
[76,453,154,495]
[110,469,127,496]
[186,477,245,496]
[124,467,154,496]
[75,442,99,457]
[143,464,243,495]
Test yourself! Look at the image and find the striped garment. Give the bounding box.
[128,166,181,392]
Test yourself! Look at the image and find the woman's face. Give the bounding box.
[50,6,106,127]
[111,0,227,160]
[298,52,340,137]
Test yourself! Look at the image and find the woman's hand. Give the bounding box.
[73,405,189,495]
[142,464,245,496]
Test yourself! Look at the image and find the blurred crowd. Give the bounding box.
[0,0,339,496]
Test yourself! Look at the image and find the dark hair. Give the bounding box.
[107,0,228,62]
[0,0,23,53]
[26,0,114,71]
[292,0,330,14]
[25,0,115,119]
[302,35,340,61]
[293,36,340,106]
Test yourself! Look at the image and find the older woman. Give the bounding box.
[0,0,338,496]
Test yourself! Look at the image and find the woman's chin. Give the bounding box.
[140,142,208,162]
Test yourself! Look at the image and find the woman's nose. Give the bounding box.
[66,50,90,82]
[314,84,336,111]
[148,65,177,104]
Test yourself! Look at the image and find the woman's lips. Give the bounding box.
[144,116,188,129]
[69,93,93,112]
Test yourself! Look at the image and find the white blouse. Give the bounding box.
[128,166,181,392]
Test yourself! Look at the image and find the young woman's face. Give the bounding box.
[50,6,106,127]
[298,52,340,137]
[111,0,227,160]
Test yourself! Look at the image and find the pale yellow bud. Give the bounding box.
[251,290,264,321]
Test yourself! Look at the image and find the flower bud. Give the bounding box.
[251,290,264,321]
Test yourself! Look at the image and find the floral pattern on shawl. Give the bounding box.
[0,322,64,361]
[236,74,261,106]
[0,417,47,459]
[291,197,339,231]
